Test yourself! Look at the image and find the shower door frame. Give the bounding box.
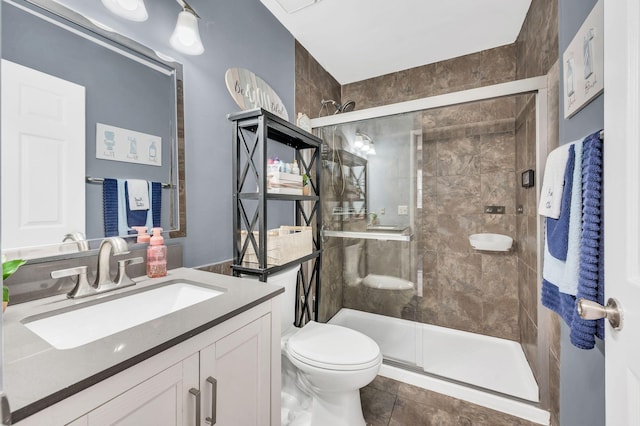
[310,76,550,399]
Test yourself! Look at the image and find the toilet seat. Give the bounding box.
[287,321,381,371]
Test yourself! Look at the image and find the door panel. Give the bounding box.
[1,59,85,249]
[603,0,640,423]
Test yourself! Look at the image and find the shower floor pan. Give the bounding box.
[329,308,539,403]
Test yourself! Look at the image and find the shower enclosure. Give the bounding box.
[311,78,549,419]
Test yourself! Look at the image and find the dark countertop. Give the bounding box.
[3,268,283,422]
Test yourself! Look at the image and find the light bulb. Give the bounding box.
[354,134,364,148]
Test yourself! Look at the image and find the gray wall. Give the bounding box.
[47,0,295,267]
[558,0,605,425]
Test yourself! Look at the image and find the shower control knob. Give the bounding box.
[577,298,623,330]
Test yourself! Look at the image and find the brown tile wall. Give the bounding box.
[361,376,540,426]
[295,41,342,119]
[417,97,519,340]
[514,0,559,420]
[342,45,515,110]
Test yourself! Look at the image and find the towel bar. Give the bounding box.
[86,176,172,189]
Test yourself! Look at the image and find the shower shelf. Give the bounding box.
[323,229,412,242]
[469,233,513,251]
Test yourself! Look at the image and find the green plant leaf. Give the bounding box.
[3,286,8,303]
[3,259,26,281]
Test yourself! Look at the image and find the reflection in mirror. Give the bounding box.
[1,0,186,261]
[319,112,418,232]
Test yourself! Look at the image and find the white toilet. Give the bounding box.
[268,267,382,426]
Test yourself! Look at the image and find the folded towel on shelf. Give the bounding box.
[570,131,604,349]
[538,144,571,219]
[103,178,119,237]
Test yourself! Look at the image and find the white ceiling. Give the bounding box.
[259,0,532,85]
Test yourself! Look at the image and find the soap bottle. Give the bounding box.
[147,227,167,278]
[132,226,150,244]
[292,160,300,175]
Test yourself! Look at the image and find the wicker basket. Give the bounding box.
[240,226,312,266]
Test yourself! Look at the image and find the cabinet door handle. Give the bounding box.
[189,388,201,426]
[205,376,217,425]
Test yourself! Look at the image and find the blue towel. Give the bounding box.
[570,131,604,349]
[107,179,163,237]
[126,181,149,228]
[103,178,119,237]
[547,145,575,260]
[541,144,576,319]
[152,182,162,228]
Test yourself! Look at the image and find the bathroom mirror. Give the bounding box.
[1,0,186,260]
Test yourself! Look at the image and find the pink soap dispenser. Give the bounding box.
[132,226,151,244]
[147,227,167,278]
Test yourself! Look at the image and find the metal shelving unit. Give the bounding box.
[229,108,322,326]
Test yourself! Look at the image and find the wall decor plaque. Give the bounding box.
[225,67,288,120]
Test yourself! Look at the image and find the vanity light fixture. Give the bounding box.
[101,0,148,22]
[170,0,205,56]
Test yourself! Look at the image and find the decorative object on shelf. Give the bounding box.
[2,256,26,312]
[302,173,310,195]
[241,226,312,267]
[225,69,289,120]
[469,233,513,252]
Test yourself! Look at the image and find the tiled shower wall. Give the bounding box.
[515,0,559,422]
[294,41,344,322]
[418,97,519,340]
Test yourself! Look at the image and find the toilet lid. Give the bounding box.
[287,321,381,371]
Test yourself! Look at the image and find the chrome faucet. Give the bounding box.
[51,237,143,299]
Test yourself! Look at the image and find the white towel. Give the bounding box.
[538,144,571,218]
[127,179,149,211]
[541,140,583,296]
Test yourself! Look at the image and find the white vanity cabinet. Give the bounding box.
[16,299,280,426]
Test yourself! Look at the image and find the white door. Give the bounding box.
[1,60,85,250]
[200,315,271,426]
[603,0,640,424]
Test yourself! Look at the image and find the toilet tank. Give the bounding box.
[260,267,299,332]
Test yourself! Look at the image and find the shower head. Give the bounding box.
[340,100,356,113]
[320,99,357,115]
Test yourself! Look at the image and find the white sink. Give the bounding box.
[23,282,224,350]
